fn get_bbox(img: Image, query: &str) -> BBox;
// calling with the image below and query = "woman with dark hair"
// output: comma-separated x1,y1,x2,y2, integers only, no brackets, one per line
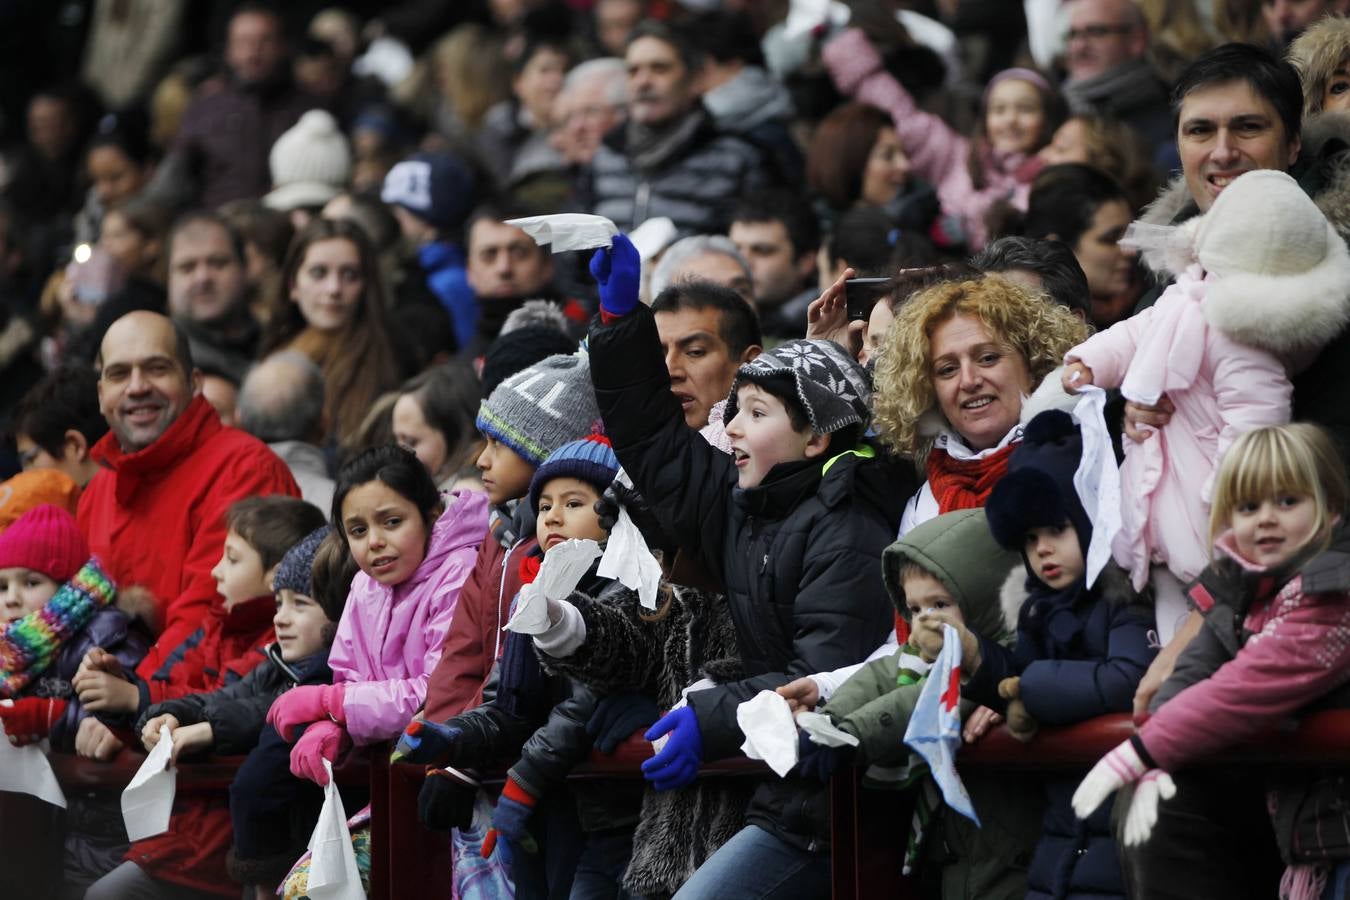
262,218,403,450
1010,163,1137,328
393,362,484,492
75,116,158,245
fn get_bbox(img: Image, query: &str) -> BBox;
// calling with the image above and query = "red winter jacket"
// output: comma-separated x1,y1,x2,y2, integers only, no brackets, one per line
79,395,299,664
422,533,537,720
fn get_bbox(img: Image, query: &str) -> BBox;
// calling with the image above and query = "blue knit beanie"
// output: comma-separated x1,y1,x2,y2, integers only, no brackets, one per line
527,434,620,515
273,527,330,598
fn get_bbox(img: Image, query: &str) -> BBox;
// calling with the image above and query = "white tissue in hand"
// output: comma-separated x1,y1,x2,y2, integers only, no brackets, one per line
505,214,618,253
736,690,799,777
0,707,66,808
504,539,601,634
628,217,678,261
122,724,176,841
597,506,663,610
797,711,860,748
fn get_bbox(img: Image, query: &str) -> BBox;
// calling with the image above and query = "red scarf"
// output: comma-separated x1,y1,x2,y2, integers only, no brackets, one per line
925,444,1017,515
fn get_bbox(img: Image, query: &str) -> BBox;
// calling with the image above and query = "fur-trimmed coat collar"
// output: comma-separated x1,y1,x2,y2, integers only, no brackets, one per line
998,562,1145,634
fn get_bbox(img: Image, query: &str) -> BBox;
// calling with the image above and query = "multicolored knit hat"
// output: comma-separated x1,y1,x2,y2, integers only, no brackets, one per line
527,433,620,515
476,353,600,466
0,505,89,583
0,557,115,698
723,339,872,434
273,527,330,599
0,470,80,533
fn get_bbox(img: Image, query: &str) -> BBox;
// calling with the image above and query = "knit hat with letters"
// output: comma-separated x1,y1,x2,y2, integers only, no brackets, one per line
476,353,601,466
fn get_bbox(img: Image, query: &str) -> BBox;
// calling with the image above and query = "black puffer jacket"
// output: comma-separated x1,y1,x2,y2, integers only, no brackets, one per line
589,305,909,851
137,644,332,754
590,105,769,236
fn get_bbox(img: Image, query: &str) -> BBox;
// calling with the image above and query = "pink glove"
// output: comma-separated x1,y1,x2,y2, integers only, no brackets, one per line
289,719,352,785
268,683,346,742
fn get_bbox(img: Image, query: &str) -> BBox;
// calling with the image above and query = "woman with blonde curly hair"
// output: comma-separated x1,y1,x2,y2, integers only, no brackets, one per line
871,275,1087,535
1288,16,1350,116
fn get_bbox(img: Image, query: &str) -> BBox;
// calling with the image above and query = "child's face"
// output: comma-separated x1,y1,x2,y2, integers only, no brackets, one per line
985,78,1045,155
211,529,272,609
476,436,536,506
724,384,824,489
902,571,964,625
1230,491,1318,569
0,567,60,623
273,589,332,662
1025,523,1085,589
536,477,607,551
394,394,450,480
340,480,433,586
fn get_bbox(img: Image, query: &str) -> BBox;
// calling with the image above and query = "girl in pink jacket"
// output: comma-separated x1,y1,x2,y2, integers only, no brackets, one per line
822,26,1063,249
1071,423,1350,900
1064,169,1350,642
267,444,489,784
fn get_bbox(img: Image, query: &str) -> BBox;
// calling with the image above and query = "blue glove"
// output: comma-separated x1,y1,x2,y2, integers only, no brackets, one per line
589,233,641,317
641,705,703,791
393,718,463,765
481,777,539,864
794,731,850,782
587,692,661,754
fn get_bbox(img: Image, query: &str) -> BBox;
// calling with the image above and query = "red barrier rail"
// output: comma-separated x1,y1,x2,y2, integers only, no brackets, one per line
37,710,1350,899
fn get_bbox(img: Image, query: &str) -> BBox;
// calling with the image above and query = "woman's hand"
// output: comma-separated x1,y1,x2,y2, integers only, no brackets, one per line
1061,361,1094,393
141,714,179,751
806,267,866,359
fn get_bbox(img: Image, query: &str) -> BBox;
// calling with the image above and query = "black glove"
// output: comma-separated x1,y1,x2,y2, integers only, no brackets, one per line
418,768,478,832
794,731,852,782
594,482,671,554
587,692,661,754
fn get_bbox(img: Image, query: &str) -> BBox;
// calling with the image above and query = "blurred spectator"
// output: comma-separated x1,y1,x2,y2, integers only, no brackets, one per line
817,205,912,291
12,365,109,489
1038,114,1159,212
261,217,402,449
649,235,755,307
1137,0,1216,83
166,211,259,389
1263,0,1350,48
1289,15,1350,116
590,21,770,234
695,10,804,186
593,0,644,57
1213,0,1272,44
729,191,821,337
405,24,510,146
1061,0,1174,168
971,235,1093,320
80,0,186,113
237,350,335,512
262,109,353,230
552,57,627,168
5,85,90,237
74,114,159,247
477,34,571,191
158,4,319,209
218,199,295,328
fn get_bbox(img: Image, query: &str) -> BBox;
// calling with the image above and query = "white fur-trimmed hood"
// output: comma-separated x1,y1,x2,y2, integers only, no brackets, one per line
999,566,1030,634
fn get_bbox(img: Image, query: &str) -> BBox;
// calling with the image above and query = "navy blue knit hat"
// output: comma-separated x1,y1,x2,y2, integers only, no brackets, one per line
985,410,1091,560
380,151,475,231
273,527,330,598
528,434,620,515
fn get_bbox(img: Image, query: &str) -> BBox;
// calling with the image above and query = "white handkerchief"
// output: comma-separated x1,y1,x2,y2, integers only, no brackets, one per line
597,506,663,610
1072,386,1122,588
784,0,831,38
121,724,176,841
736,690,799,777
0,709,66,808
306,760,364,900
506,214,618,253
505,539,602,633
797,711,860,748
628,217,678,261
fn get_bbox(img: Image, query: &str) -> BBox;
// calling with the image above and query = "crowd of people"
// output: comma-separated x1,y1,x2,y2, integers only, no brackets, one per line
7,1,1350,899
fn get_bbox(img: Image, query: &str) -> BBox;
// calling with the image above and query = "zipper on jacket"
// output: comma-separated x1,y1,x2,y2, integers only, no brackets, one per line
495,539,526,662
634,181,652,224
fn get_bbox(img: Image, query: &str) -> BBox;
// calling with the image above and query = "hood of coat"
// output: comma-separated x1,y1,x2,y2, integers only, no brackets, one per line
703,66,795,133
403,489,491,592
998,560,1141,633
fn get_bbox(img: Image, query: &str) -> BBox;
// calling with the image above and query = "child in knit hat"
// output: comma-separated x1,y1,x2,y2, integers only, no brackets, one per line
135,527,355,900
0,504,146,748
916,409,1155,900
381,150,478,349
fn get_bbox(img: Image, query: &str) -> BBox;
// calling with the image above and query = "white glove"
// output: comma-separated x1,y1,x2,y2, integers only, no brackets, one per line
504,539,602,634
1122,769,1176,846
1071,739,1149,820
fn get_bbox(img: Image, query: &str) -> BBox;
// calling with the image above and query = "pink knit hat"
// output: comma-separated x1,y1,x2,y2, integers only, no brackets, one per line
0,504,89,583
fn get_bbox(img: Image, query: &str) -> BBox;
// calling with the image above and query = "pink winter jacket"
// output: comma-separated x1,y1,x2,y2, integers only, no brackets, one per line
822,28,1040,249
1138,535,1350,771
331,489,489,744
1066,267,1290,589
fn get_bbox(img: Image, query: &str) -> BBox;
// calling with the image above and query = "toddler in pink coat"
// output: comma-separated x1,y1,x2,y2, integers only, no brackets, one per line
1063,169,1350,641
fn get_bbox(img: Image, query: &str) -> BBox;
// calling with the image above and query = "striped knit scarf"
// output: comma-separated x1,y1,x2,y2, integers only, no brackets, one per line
0,558,116,698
